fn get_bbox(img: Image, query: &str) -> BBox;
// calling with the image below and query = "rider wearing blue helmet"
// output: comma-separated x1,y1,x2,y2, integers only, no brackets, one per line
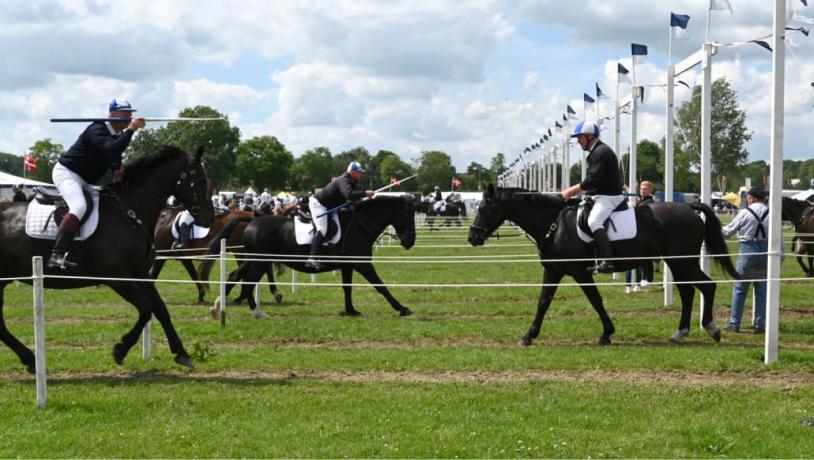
560,121,624,273
306,161,374,269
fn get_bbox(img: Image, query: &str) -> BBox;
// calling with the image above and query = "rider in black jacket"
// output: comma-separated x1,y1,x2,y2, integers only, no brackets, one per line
305,162,374,269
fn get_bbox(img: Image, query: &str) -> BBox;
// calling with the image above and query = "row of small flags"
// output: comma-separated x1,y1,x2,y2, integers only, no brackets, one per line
503,0,809,181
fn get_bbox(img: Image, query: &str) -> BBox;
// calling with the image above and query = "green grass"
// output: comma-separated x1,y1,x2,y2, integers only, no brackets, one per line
1,221,813,458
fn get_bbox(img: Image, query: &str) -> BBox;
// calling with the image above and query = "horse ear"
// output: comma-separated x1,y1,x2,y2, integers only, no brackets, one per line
195,146,204,162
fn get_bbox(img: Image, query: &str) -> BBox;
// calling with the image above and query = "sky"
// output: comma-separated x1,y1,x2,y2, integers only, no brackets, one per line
1,0,813,173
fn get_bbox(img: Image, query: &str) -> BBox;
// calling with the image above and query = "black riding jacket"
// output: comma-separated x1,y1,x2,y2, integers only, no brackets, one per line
313,173,366,209
579,140,623,196
59,122,134,183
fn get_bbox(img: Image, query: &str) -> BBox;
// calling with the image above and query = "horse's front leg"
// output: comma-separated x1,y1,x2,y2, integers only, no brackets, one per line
521,268,564,347
794,237,810,275
108,281,160,366
178,258,206,303
340,266,361,316
571,270,615,345
354,263,412,316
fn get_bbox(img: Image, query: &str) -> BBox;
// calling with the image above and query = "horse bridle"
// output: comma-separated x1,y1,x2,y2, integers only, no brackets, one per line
176,164,204,220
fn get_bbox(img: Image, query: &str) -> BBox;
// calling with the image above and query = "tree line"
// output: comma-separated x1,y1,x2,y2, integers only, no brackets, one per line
2,78,811,194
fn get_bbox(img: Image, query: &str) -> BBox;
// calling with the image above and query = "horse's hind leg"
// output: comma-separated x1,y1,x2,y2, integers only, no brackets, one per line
354,264,412,316
0,282,36,373
179,259,206,303
108,281,155,366
694,269,721,342
266,264,283,304
520,269,564,347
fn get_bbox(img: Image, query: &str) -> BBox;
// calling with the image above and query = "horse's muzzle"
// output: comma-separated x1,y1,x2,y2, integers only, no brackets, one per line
468,225,488,247
400,231,416,250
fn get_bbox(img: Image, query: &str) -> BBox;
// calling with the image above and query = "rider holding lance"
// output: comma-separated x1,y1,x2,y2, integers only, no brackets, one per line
48,98,145,269
559,121,624,274
305,161,374,269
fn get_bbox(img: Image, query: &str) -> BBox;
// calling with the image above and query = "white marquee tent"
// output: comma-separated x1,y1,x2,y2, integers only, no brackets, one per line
0,170,53,201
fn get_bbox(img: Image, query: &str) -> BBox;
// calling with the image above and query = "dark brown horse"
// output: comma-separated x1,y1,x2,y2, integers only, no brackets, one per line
781,196,814,276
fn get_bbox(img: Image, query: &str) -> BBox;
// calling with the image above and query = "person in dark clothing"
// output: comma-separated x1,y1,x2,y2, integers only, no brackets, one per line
12,185,27,202
625,180,656,293
305,161,374,269
560,121,624,273
48,98,145,269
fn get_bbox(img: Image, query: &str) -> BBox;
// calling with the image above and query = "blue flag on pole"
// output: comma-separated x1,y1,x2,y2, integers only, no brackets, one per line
631,43,648,65
618,63,631,84
596,83,606,99
670,13,691,40
567,105,578,120
584,93,595,104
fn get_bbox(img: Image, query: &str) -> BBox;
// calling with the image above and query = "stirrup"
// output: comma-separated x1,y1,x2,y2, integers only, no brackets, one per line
588,260,615,274
304,258,323,269
47,252,78,270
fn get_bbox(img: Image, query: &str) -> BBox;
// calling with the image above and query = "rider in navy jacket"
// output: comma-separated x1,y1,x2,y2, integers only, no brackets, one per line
48,98,145,270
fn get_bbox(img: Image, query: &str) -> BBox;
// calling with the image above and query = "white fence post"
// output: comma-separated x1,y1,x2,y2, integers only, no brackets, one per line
292,271,298,293
32,256,47,409
219,238,227,327
142,319,152,360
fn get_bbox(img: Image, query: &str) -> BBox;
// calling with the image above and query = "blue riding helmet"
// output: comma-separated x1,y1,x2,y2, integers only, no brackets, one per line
347,161,366,173
570,121,600,138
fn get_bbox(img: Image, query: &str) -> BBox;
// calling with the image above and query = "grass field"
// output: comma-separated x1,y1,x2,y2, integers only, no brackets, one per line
1,216,813,458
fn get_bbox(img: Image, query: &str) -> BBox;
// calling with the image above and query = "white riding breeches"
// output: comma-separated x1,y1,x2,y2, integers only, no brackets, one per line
52,162,92,220
178,210,195,226
587,194,625,232
309,197,329,237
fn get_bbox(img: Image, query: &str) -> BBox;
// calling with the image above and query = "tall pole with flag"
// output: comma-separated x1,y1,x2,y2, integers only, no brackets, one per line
630,44,648,205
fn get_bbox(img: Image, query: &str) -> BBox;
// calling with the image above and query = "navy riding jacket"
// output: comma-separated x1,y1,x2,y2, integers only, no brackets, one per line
313,173,366,209
579,140,624,196
59,122,134,183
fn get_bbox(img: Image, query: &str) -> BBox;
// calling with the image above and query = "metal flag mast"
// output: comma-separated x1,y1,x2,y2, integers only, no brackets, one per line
50,117,227,123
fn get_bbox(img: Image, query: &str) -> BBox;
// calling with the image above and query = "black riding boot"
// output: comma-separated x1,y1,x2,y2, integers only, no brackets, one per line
305,232,326,270
589,228,616,274
173,223,191,249
47,229,79,270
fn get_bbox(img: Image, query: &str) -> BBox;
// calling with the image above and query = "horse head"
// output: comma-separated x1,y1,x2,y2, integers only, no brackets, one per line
469,183,505,246
172,146,215,228
392,194,416,249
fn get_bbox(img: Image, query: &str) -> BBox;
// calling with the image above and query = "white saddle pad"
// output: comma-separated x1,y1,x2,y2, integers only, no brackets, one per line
25,191,100,241
433,201,446,213
171,211,211,240
294,213,341,246
576,207,638,243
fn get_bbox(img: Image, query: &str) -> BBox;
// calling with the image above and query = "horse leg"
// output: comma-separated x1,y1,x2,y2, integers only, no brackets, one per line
666,262,698,343
211,262,251,318
520,269,564,347
806,243,814,277
179,259,206,304
241,262,271,319
0,282,36,373
141,282,193,366
795,238,809,275
150,259,165,279
340,267,361,316
571,271,616,345
354,263,412,316
266,264,283,304
107,281,156,366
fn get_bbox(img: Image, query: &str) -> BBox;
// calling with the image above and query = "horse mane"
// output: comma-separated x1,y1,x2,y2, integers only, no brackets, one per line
357,195,412,209
495,187,562,208
121,145,187,182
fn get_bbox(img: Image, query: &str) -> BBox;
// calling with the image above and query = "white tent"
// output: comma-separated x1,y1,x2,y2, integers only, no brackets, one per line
790,189,814,202
0,170,53,201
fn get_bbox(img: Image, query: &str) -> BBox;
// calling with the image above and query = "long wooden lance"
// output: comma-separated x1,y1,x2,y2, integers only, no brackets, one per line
49,117,227,123
315,174,418,218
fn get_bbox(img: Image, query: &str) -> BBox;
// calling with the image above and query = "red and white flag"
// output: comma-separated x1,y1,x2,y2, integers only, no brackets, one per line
451,177,461,188
23,155,37,174
390,176,400,188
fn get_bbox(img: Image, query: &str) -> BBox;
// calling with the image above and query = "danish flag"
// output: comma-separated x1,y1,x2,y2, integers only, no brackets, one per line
451,177,461,188
24,155,37,173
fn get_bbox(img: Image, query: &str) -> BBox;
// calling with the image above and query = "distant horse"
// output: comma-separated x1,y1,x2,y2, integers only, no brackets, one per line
0,146,214,372
781,196,814,276
416,200,467,230
468,185,740,346
199,195,417,318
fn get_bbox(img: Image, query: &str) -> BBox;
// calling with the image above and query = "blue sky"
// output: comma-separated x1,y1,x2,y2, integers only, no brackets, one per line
1,0,812,174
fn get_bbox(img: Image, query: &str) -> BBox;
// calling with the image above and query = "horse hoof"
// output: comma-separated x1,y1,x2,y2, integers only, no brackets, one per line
669,328,690,344
703,322,722,343
598,336,611,346
399,308,413,317
341,310,362,317
251,309,271,320
112,343,127,365
26,362,36,375
519,336,533,347
175,355,194,368
274,293,283,304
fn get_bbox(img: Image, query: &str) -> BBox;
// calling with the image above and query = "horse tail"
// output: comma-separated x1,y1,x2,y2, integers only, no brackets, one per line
690,202,741,279
198,216,254,281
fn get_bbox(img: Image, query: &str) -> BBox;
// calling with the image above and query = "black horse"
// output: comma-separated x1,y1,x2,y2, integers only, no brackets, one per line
199,195,417,318
0,146,214,372
416,200,467,230
781,196,814,276
468,185,740,346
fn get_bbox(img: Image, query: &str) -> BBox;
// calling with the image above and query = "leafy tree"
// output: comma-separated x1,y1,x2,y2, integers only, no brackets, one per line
370,150,400,189
620,139,663,189
291,147,334,192
378,155,415,191
128,106,240,189
235,136,294,192
489,153,507,180
466,161,491,191
26,139,64,183
674,78,752,187
0,152,24,176
416,150,454,194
